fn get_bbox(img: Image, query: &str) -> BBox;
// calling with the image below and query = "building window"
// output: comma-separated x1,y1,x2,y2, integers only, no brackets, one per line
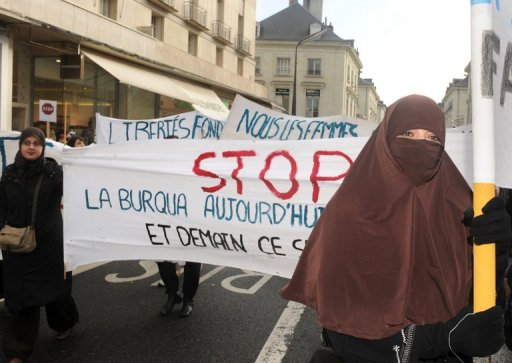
255,56,261,75
188,32,198,56
119,84,156,120
152,15,164,40
237,58,243,76
100,0,117,20
217,0,225,21
276,57,290,75
275,88,290,112
216,47,223,67
306,89,320,117
307,58,321,75
33,57,117,144
239,0,245,16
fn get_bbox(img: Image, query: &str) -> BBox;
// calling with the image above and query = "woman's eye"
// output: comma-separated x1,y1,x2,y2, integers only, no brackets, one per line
400,131,413,137
429,135,440,142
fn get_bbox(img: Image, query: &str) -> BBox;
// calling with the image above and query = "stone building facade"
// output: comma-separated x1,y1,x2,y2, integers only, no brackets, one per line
0,0,267,139
255,2,363,117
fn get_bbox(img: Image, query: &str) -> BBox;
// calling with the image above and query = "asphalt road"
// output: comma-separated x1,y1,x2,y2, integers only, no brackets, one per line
0,261,322,363
2,260,511,362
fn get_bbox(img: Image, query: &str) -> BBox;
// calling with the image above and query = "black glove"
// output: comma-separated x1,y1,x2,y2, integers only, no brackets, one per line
404,306,505,360
447,305,505,357
462,207,474,227
466,197,512,244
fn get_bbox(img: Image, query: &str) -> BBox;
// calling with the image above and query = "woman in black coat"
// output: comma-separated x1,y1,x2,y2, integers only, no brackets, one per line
0,127,78,363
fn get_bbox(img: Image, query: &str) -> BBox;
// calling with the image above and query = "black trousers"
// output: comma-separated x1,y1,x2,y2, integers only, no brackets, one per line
157,261,201,301
3,272,79,360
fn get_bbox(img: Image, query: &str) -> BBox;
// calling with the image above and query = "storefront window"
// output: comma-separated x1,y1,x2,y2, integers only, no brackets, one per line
159,96,194,117
31,54,191,143
33,57,116,144
306,89,320,117
118,84,156,120
94,66,116,118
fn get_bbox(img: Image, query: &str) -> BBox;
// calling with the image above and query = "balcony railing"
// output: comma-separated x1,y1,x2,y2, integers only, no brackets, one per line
137,25,154,37
184,2,208,29
148,0,177,12
234,35,251,56
211,21,231,44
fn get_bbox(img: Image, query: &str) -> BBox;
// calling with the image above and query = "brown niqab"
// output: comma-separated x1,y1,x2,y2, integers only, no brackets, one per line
280,95,472,339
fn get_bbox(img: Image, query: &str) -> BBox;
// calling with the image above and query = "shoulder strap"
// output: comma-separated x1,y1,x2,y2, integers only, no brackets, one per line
31,174,44,226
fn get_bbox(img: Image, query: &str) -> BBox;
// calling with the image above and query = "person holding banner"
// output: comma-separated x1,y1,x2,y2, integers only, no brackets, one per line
66,135,86,148
280,95,512,362
0,127,79,363
156,135,201,318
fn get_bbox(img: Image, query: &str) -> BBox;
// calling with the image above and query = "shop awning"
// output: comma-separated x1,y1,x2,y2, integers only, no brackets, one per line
82,49,229,120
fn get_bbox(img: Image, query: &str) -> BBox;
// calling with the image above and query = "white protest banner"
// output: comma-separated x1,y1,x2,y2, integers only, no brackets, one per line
62,133,473,278
471,0,512,188
471,0,512,312
221,95,378,140
0,131,65,171
95,112,225,144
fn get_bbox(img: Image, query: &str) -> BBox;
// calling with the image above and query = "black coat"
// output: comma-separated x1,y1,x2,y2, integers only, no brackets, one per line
0,158,66,311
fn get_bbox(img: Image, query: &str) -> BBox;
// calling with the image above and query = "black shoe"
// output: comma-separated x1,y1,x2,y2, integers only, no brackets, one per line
55,328,73,340
179,300,194,318
160,293,183,316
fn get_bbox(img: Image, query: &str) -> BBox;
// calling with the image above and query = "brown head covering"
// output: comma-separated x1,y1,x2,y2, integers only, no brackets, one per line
280,94,472,339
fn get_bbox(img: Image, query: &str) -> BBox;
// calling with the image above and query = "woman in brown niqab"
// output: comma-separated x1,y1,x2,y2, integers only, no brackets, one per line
281,95,507,362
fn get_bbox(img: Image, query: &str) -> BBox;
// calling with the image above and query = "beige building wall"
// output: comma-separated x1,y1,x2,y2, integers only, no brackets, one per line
344,57,359,117
442,78,470,128
255,3,368,117
357,87,377,122
377,101,387,123
256,39,361,117
0,0,266,117
357,79,382,123
443,89,469,128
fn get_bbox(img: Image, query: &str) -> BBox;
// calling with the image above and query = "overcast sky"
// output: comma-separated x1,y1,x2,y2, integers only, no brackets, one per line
256,0,470,106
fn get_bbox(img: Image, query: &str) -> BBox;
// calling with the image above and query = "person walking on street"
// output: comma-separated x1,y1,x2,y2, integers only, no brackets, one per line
157,134,201,318
0,127,79,363
281,95,511,362
157,261,201,317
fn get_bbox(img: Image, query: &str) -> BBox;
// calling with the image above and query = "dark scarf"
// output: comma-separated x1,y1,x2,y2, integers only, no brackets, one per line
14,127,46,179
280,95,472,339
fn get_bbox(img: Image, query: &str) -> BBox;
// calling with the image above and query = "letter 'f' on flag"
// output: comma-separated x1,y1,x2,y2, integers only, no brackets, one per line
470,0,512,312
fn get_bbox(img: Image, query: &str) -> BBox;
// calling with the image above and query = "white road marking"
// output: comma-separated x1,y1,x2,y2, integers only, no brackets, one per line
73,261,110,275
150,264,226,286
255,301,306,363
72,262,235,291
199,265,225,283
221,270,273,294
7,260,303,362
105,260,159,283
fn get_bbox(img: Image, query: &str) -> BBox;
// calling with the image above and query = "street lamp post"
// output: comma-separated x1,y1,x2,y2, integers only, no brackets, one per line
291,27,328,116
